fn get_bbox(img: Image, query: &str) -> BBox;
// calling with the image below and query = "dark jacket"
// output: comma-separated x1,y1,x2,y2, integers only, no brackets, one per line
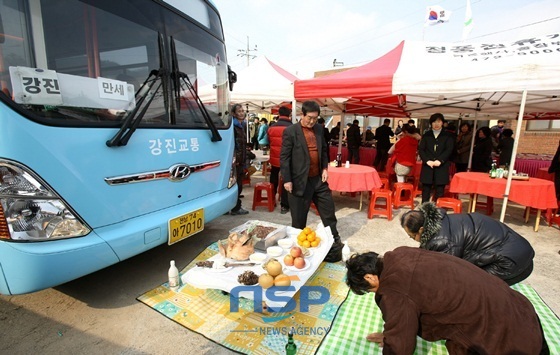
418,203,535,282
268,116,292,167
376,247,544,354
374,124,394,150
471,136,494,172
346,123,361,149
549,144,560,173
280,122,329,197
418,129,455,185
233,119,247,168
497,136,514,167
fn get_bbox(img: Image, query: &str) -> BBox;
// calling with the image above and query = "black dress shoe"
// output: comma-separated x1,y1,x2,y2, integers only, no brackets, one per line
230,208,249,215
280,207,289,214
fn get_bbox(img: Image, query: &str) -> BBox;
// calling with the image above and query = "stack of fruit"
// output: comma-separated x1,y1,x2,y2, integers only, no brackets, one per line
258,259,291,288
296,227,321,248
283,246,306,269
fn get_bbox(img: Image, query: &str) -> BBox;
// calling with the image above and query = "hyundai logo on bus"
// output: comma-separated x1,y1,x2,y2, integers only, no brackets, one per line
169,164,191,181
229,285,330,313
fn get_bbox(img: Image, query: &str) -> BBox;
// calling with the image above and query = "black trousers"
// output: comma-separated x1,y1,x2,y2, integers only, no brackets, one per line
347,147,360,164
373,148,389,172
287,175,339,238
270,166,289,208
421,184,445,203
232,167,244,211
554,172,560,200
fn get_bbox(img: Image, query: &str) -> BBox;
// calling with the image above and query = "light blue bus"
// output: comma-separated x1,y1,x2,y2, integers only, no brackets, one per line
0,0,239,294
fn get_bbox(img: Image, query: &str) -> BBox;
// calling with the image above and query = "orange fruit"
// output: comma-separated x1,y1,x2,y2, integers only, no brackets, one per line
297,233,307,242
303,227,312,235
302,240,311,248
315,236,321,244
311,240,320,247
306,231,316,242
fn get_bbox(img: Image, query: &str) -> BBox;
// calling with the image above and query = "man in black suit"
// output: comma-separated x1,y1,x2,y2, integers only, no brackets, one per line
280,101,343,262
373,118,395,172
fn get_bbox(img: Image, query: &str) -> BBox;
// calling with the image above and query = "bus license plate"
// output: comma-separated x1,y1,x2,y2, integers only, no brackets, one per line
168,208,204,245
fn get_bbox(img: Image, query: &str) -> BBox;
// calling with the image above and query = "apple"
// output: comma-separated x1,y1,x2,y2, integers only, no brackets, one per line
284,254,294,266
290,246,302,258
294,257,306,269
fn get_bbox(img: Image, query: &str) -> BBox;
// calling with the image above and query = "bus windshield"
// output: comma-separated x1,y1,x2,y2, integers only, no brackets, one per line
0,0,230,129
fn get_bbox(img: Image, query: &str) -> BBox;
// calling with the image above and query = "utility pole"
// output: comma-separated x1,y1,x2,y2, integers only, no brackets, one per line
237,36,257,66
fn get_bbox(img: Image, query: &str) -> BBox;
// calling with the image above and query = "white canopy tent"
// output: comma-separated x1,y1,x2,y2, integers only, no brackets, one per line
295,34,560,221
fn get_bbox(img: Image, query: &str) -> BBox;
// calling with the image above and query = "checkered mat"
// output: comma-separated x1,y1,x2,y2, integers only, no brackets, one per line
320,283,560,354
137,242,350,354
138,243,559,354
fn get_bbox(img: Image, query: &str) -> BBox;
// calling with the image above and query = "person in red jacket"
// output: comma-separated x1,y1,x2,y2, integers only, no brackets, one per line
268,106,293,214
388,125,418,182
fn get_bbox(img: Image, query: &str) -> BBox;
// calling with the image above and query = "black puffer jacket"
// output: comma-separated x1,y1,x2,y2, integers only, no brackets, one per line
419,203,535,281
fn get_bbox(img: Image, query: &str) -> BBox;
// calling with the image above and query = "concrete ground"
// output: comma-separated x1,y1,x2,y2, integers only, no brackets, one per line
1,151,559,354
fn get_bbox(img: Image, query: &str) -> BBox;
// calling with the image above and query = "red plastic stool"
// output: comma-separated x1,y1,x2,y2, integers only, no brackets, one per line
393,182,415,209
242,169,251,186
436,197,462,214
368,189,393,221
261,160,270,178
252,182,276,212
379,178,390,191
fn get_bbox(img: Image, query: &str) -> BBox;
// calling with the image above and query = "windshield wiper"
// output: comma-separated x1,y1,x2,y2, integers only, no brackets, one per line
170,37,222,142
106,32,167,147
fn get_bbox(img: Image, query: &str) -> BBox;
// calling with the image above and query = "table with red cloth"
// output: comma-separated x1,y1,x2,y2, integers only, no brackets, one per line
514,158,552,177
328,164,382,210
449,172,558,231
329,146,377,167
536,167,554,181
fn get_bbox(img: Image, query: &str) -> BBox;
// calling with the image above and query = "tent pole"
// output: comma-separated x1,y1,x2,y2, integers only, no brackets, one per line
291,99,296,123
337,104,346,157
499,90,528,223
467,107,479,171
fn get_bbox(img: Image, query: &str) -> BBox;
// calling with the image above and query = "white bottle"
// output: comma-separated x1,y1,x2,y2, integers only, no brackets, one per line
342,242,351,262
345,161,350,168
168,260,180,292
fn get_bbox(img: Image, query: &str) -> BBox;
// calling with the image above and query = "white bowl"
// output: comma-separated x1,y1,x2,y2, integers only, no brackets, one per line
249,252,267,263
266,246,283,257
277,238,293,249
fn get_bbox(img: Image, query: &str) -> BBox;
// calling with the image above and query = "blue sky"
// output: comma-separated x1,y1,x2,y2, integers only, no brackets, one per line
213,0,560,78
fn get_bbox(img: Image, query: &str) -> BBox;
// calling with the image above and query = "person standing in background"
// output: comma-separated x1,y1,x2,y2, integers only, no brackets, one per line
330,122,342,143
418,113,455,203
394,119,404,137
229,104,249,215
548,139,560,200
471,126,494,173
249,116,260,150
372,119,395,172
268,106,293,214
280,100,343,262
497,128,514,167
317,118,331,145
258,118,269,155
455,122,473,173
346,119,362,164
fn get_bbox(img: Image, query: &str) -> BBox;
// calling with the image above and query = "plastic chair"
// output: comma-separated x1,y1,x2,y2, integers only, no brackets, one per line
368,189,393,221
252,182,276,212
392,182,415,209
436,197,462,214
242,169,251,186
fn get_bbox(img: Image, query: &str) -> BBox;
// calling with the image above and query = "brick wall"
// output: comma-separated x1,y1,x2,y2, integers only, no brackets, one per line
510,120,560,155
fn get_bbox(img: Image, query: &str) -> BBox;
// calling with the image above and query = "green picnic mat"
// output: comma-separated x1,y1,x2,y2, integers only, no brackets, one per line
318,282,560,354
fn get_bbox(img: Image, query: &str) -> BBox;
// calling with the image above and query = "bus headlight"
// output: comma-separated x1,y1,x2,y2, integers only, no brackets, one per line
0,161,91,241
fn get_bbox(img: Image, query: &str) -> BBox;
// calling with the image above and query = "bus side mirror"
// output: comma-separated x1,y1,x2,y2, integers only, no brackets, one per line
228,65,237,91
0,13,5,43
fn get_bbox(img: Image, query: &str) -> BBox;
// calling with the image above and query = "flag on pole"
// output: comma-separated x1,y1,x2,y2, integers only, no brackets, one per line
462,0,474,41
425,5,452,26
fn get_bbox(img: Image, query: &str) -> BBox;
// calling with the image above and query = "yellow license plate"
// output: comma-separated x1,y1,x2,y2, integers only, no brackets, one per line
168,208,204,245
